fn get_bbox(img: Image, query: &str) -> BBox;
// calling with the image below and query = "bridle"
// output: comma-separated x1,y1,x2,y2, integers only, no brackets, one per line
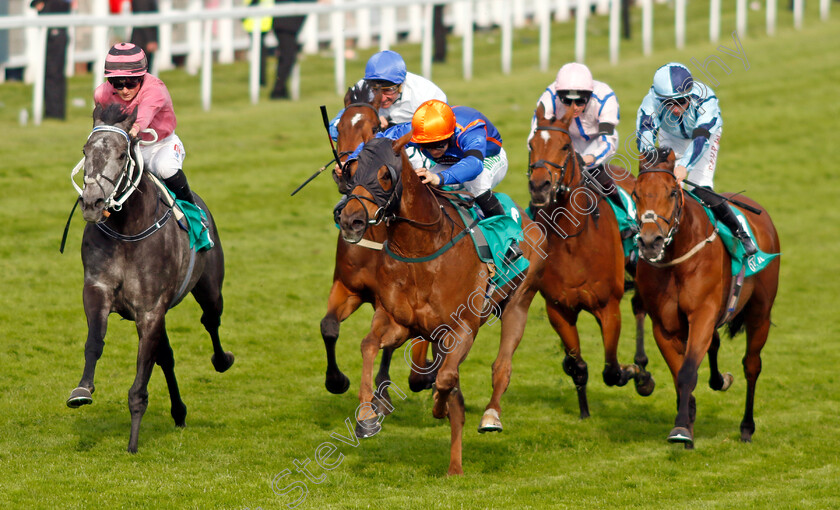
528,124,578,205
634,167,685,262
71,125,142,212
335,102,382,192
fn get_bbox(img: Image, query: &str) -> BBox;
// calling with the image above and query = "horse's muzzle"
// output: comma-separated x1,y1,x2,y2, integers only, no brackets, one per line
81,196,107,223
528,178,552,207
338,210,367,244
637,232,665,262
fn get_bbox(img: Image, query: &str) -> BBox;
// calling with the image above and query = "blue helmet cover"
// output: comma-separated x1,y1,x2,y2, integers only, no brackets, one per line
652,62,693,98
364,50,407,84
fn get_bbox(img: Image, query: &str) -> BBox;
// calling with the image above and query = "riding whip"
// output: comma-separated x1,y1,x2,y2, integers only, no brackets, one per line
684,179,762,215
289,105,343,196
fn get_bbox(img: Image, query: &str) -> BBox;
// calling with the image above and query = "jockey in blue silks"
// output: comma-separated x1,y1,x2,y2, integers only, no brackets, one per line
636,62,757,255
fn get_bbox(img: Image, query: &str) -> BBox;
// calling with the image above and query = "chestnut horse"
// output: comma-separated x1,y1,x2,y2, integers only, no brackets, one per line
498,103,654,421
322,83,433,410
634,147,780,447
338,134,540,475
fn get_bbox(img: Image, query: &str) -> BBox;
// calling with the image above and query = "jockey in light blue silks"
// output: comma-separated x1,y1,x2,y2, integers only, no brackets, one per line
636,62,757,255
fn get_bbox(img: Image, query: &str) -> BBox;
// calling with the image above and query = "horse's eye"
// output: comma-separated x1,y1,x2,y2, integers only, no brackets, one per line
670,189,679,198
562,144,570,151
382,170,391,181
118,153,126,160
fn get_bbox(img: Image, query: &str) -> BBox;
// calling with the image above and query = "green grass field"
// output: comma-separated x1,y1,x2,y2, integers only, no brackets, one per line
1,3,840,508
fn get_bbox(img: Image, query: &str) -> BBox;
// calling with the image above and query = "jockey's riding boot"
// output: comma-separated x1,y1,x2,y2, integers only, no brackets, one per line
694,186,758,257
163,169,197,207
476,190,524,265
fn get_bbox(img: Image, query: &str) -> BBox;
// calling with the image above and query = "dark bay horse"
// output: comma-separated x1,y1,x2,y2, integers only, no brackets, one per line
67,103,233,453
322,83,434,410
498,104,654,421
634,147,780,447
337,135,539,475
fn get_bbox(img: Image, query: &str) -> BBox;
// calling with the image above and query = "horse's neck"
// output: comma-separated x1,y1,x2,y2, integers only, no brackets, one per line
672,195,714,254
389,168,449,252
537,163,596,238
110,174,159,229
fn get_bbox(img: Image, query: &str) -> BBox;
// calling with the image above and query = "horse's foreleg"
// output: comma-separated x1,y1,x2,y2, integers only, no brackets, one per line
741,313,770,442
321,281,363,394
670,312,716,448
192,273,233,373
407,340,436,392
156,329,187,427
68,285,112,408
594,299,635,387
372,347,394,415
127,314,165,453
631,290,655,396
431,325,475,476
708,330,734,392
546,304,589,419
481,292,532,433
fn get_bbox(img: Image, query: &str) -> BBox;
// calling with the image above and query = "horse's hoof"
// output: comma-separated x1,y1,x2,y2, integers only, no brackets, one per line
720,372,734,392
667,426,694,446
66,387,93,408
478,409,503,433
635,372,656,397
171,404,187,427
354,417,381,439
211,352,235,373
372,391,393,416
325,372,351,394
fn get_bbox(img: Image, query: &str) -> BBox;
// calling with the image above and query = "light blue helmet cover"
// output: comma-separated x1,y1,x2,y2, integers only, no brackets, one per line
652,62,693,98
364,50,407,84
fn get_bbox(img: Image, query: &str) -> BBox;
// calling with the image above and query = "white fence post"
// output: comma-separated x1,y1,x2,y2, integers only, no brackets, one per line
380,5,396,51
462,0,473,80
501,0,512,74
331,0,345,95
609,0,619,65
555,0,570,22
157,0,174,71
596,0,609,16
218,0,235,64
737,0,747,37
24,6,39,84
766,0,776,35
422,2,433,79
820,0,830,20
512,0,526,28
675,0,685,49
408,4,423,43
301,13,318,54
793,0,803,29
538,0,550,72
201,20,212,111
357,6,372,49
710,0,720,42
33,27,47,125
642,0,653,56
92,0,109,87
575,0,587,62
249,24,260,104
186,0,202,75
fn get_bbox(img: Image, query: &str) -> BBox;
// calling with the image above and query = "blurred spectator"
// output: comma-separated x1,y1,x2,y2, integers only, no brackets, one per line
31,0,72,120
243,0,273,86
432,3,446,63
130,0,159,72
270,0,314,99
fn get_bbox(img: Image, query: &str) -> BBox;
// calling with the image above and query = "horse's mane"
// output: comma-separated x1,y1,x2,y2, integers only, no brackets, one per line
347,81,376,105
97,103,132,126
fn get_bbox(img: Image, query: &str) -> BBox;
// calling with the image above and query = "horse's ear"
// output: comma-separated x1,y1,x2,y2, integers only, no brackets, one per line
535,102,546,120
343,86,353,107
92,103,104,126
371,88,382,110
559,103,575,126
392,130,413,155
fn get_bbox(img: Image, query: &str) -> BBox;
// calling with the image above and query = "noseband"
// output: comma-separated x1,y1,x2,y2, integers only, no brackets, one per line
72,125,142,212
635,167,685,261
528,125,578,204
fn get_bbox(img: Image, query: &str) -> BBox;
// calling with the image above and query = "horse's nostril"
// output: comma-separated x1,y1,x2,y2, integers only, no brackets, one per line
94,198,105,208
352,219,365,231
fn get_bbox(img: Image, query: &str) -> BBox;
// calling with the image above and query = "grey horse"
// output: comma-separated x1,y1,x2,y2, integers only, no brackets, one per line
67,103,233,453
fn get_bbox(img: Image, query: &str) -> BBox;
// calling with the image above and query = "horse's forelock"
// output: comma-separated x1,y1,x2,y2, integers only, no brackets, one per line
97,103,131,126
349,81,375,105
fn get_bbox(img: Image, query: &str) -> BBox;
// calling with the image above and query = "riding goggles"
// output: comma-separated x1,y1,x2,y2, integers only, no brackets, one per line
108,77,144,90
419,138,450,150
559,91,591,106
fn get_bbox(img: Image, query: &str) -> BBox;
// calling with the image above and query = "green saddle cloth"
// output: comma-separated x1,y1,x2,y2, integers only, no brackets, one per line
455,192,529,287
686,191,779,277
164,189,214,252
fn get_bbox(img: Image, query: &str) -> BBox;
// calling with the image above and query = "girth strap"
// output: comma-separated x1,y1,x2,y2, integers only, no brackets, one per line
169,247,197,309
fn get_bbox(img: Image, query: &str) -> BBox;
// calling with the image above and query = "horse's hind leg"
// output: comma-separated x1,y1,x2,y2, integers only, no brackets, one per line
321,282,363,394
68,285,112,408
708,330,734,392
156,330,187,427
593,299,636,387
372,347,395,415
631,290,655,396
546,304,590,419
740,314,771,442
192,270,234,373
127,314,164,453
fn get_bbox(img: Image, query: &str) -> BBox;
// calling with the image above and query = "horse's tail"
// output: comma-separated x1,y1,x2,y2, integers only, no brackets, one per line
725,310,747,339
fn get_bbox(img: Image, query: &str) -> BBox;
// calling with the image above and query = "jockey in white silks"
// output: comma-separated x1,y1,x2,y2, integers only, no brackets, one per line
635,62,756,255
329,50,446,169
526,62,629,216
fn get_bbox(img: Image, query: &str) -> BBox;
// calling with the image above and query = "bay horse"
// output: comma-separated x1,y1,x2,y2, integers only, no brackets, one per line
322,83,435,411
493,103,654,421
634,147,780,447
337,134,540,475
67,103,234,453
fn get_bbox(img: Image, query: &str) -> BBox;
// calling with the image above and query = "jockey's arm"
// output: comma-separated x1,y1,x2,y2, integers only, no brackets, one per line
676,95,721,172
437,129,486,185
635,93,660,153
